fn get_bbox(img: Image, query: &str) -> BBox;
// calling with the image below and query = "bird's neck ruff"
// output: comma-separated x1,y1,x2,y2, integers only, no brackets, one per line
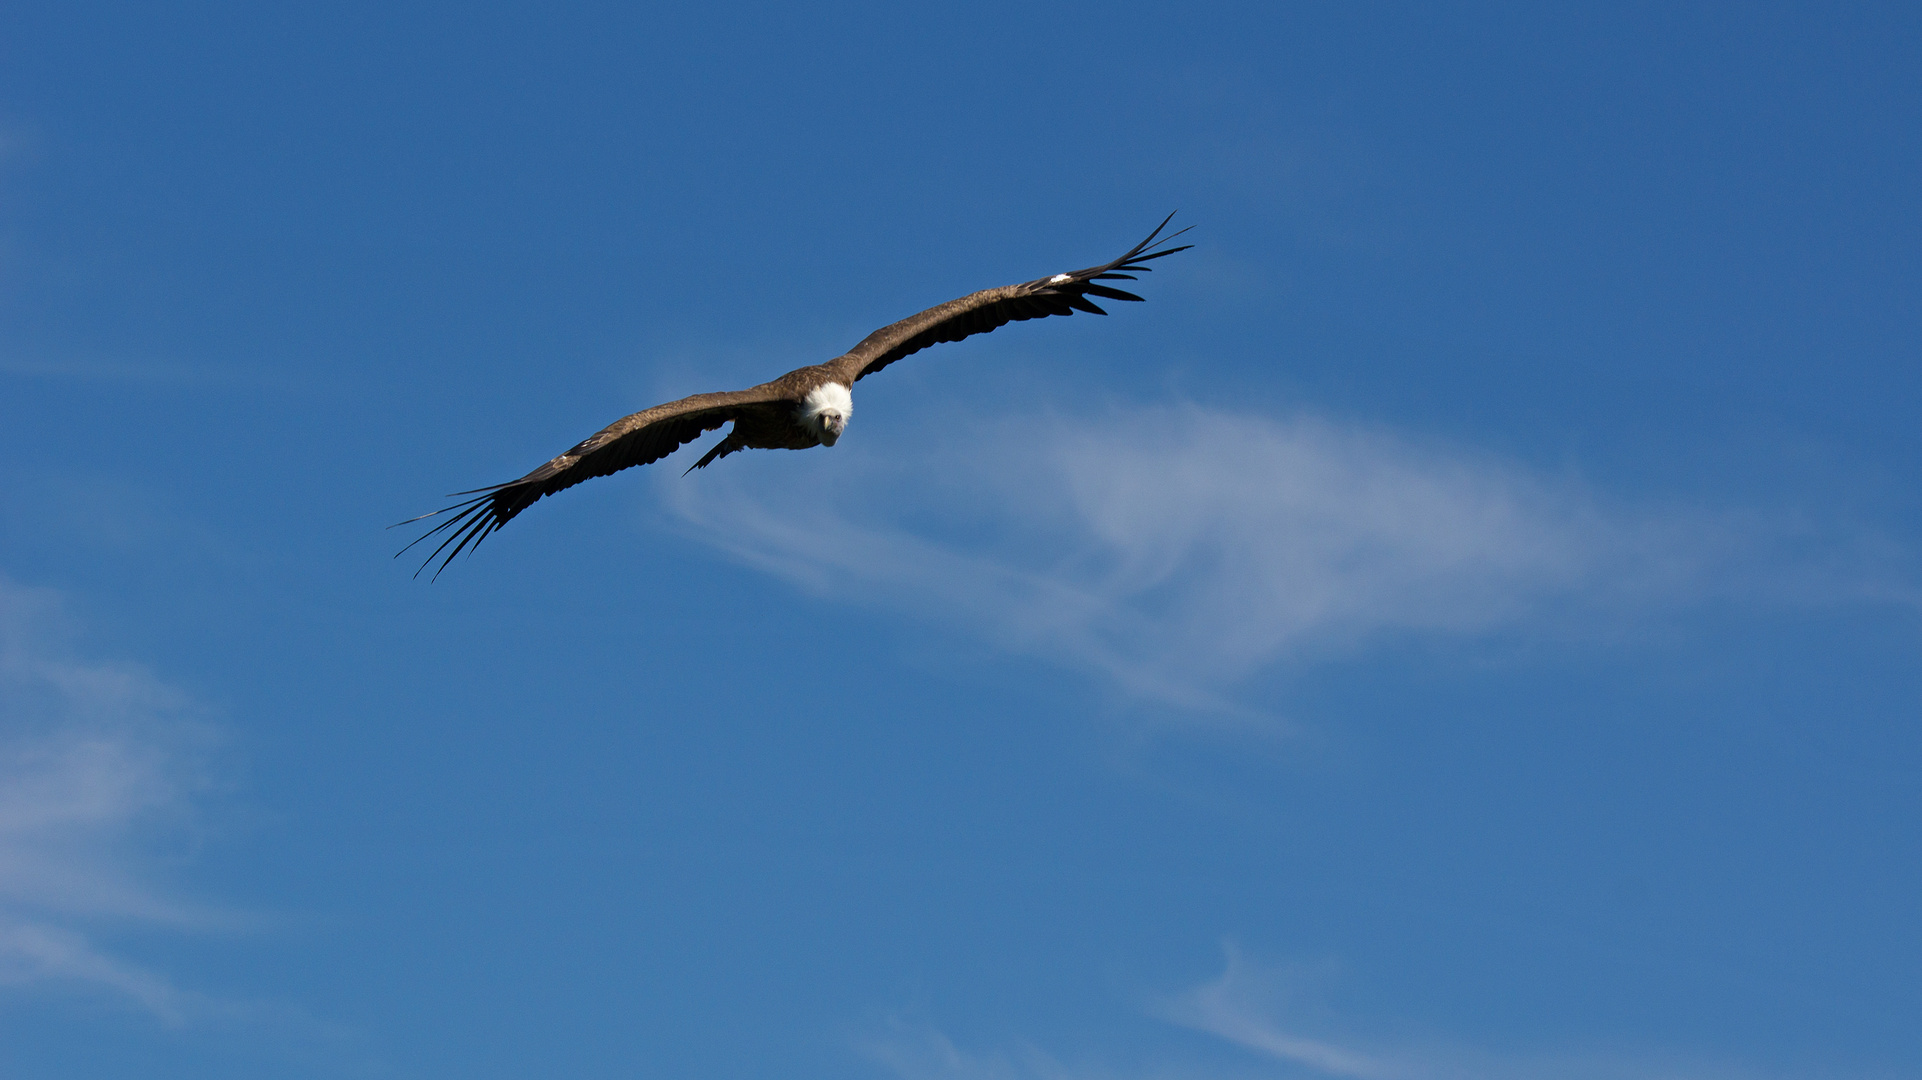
797,381,853,444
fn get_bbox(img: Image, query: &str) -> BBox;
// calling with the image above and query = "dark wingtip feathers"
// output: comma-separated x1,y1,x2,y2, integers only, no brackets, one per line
1035,213,1192,300
392,489,508,580
1124,212,1194,263
1082,283,1145,303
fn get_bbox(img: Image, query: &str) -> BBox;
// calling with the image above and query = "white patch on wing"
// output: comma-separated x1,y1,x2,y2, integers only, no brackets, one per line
1048,274,1073,284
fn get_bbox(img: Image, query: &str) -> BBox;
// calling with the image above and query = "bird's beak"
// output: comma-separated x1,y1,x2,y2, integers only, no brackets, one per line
817,413,845,445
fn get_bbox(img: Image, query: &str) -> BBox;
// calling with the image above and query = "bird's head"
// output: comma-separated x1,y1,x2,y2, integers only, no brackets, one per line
799,382,854,447
816,409,847,445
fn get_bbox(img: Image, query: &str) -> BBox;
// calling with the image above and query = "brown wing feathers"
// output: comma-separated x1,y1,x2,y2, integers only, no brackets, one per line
829,212,1192,383
397,215,1190,578
393,396,751,578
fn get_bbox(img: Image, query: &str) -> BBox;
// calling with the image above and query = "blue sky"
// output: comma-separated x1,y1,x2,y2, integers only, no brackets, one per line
2,2,1919,1077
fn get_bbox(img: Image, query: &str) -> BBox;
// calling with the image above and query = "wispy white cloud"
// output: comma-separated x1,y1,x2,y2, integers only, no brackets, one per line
858,1022,1100,1080
859,948,1760,1080
1160,953,1406,1080
662,403,1909,708
0,575,226,1020
1155,946,1757,1080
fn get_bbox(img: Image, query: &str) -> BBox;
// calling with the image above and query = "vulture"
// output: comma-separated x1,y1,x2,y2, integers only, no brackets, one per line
397,215,1192,577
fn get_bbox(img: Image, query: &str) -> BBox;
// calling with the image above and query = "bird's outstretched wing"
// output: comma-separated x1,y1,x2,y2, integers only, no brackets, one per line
824,213,1192,385
393,386,781,578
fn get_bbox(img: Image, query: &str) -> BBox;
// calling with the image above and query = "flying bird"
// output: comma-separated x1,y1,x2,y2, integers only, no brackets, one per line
396,214,1193,577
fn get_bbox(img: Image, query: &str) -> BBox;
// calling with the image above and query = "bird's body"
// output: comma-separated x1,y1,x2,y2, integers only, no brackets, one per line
398,216,1191,576
683,368,854,470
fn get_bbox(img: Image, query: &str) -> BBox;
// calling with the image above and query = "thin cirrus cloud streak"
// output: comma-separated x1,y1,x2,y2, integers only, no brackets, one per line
1157,947,1762,1080
0,575,225,1021
855,1024,1088,1080
860,949,1759,1080
659,402,1881,708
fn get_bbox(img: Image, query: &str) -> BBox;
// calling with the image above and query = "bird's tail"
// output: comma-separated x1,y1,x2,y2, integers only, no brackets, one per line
684,435,743,475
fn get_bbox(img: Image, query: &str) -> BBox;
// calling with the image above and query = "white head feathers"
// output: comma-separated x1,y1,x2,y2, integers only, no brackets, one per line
798,381,853,445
